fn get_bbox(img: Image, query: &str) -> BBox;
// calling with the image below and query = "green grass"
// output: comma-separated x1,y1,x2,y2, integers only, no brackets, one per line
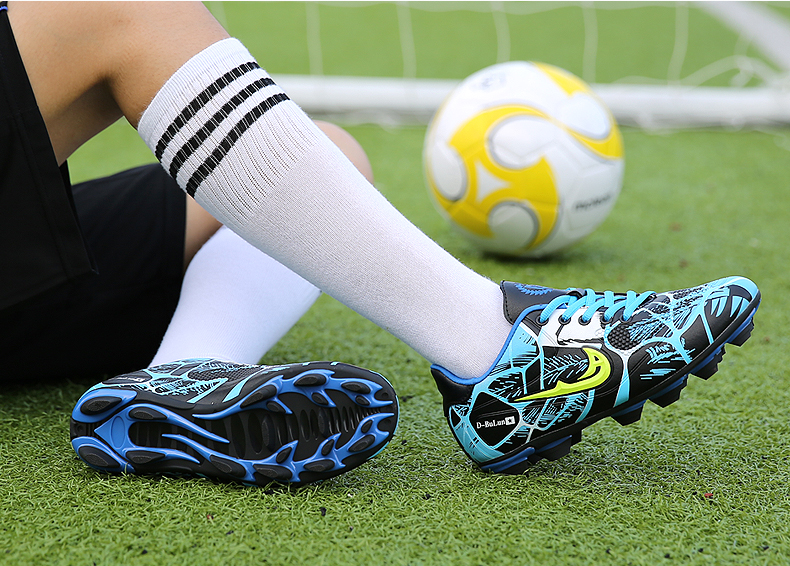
3,2,790,565
6,123,790,566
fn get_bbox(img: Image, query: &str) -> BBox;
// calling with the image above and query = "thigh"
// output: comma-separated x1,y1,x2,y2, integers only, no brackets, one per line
0,164,186,381
7,1,228,164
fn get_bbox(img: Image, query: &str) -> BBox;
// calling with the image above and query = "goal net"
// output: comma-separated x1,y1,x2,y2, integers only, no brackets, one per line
207,1,790,129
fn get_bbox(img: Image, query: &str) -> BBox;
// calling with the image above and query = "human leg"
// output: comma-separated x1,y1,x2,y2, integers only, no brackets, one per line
7,3,398,484
180,121,371,269
8,2,759,478
135,37,511,380
152,223,322,366
152,121,373,366
9,1,508,379
128,36,760,474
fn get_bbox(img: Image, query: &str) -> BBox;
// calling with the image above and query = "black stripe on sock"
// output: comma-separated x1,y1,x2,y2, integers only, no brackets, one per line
168,77,277,179
154,61,260,161
184,92,290,196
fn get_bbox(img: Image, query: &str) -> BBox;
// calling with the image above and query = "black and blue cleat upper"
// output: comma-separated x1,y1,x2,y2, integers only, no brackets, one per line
432,276,760,474
71,359,399,486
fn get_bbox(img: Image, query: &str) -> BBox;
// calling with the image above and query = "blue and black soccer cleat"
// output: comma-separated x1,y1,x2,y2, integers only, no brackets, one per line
71,359,398,485
431,276,760,474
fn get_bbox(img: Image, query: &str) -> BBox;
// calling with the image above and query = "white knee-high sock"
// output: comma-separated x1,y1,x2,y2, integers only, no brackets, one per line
150,226,320,366
138,38,511,379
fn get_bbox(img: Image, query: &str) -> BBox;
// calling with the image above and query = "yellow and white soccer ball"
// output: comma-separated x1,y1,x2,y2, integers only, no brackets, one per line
423,61,624,257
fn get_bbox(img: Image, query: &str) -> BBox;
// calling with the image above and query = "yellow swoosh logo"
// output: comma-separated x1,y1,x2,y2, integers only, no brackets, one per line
515,347,611,401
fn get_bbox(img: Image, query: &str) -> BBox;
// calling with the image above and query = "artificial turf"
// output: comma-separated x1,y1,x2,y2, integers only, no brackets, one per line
2,3,790,565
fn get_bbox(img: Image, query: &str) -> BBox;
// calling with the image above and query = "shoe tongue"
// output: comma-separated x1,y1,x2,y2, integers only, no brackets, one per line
500,281,576,324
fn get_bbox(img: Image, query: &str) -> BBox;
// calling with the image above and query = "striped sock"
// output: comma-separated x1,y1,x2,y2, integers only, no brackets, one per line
137,38,511,379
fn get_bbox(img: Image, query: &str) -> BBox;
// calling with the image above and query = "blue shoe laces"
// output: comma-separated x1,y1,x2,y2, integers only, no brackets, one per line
538,289,655,325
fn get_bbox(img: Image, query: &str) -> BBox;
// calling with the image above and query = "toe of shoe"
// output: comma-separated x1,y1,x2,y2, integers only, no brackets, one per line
714,276,760,303
689,276,760,348
705,276,760,323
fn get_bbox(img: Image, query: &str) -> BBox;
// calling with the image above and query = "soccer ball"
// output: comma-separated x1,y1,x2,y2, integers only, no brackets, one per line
423,61,624,257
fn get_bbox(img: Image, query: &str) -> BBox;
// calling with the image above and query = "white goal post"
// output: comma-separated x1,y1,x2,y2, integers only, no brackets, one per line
274,74,790,129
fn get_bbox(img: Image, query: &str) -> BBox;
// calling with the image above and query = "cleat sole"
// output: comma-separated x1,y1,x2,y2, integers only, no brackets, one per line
129,407,166,420
254,464,293,482
210,455,246,478
349,434,376,453
275,446,292,464
304,460,335,473
342,381,371,394
127,450,167,465
71,361,399,486
294,373,327,387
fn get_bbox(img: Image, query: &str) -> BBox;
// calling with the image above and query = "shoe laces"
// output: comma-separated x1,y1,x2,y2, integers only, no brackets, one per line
538,289,655,325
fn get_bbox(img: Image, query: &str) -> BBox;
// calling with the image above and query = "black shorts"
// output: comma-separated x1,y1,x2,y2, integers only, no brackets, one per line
0,165,187,381
0,2,95,310
0,4,186,381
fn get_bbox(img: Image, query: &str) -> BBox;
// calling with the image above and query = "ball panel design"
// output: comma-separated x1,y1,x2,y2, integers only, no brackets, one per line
487,115,561,170
426,141,467,201
557,93,611,140
424,61,623,257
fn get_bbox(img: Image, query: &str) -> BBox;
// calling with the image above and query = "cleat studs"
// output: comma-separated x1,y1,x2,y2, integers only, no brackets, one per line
210,455,247,477
354,395,370,407
78,445,118,469
651,380,687,408
321,439,335,456
295,373,327,387
253,464,292,482
729,321,754,347
349,435,376,453
651,389,682,407
374,389,392,402
693,363,719,380
341,381,371,394
266,400,286,414
70,422,86,439
276,446,292,464
612,404,644,426
311,392,329,406
304,460,335,473
360,420,372,433
692,349,724,380
537,436,575,461
81,396,122,416
129,407,166,421
241,385,277,408
127,450,166,465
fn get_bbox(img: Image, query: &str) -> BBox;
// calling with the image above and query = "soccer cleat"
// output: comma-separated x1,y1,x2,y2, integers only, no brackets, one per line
70,359,398,486
431,276,760,474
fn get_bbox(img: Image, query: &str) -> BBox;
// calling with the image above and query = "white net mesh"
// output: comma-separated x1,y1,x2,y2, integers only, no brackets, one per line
208,1,790,128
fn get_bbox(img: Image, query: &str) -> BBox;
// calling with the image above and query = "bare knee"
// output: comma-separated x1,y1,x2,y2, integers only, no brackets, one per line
8,1,228,164
184,198,222,269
